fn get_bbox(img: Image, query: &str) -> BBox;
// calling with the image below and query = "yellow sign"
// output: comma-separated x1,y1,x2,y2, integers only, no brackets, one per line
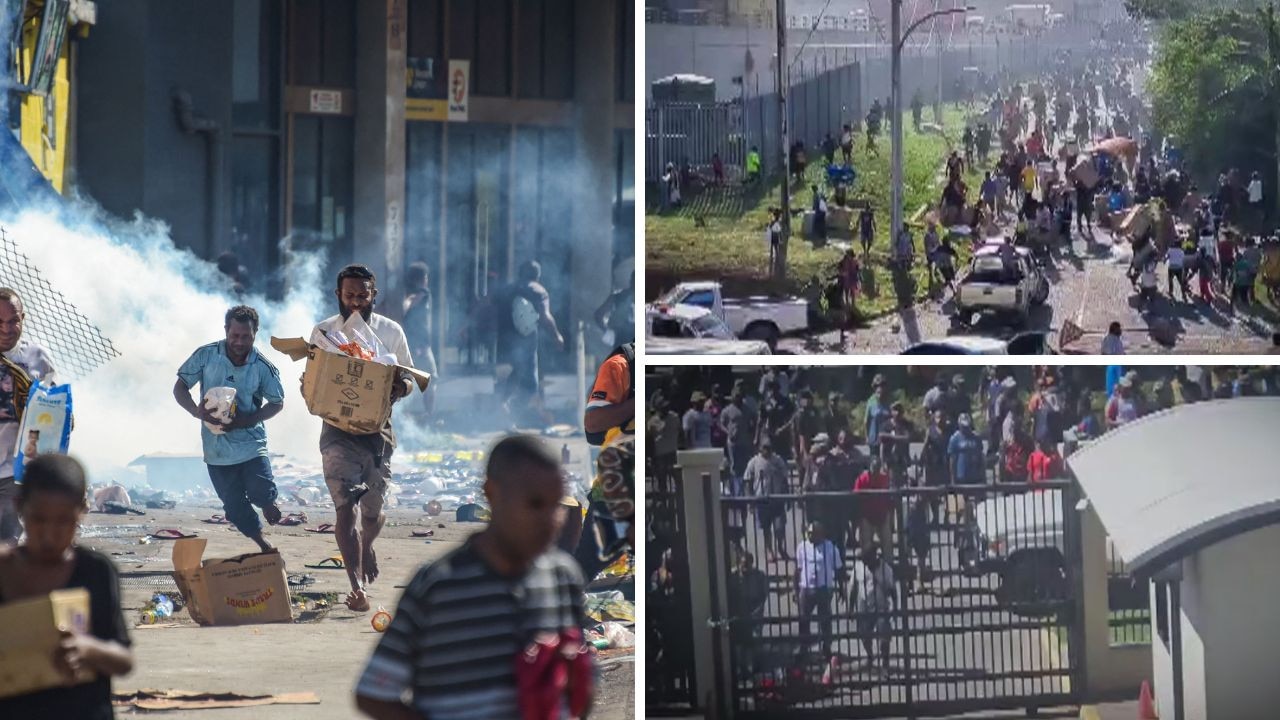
406,99,447,122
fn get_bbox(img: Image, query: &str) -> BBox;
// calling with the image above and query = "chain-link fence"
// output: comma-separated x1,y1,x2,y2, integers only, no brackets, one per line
0,226,120,380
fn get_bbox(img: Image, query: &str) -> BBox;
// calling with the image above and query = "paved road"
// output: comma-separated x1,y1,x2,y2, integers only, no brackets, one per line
779,73,1278,355
782,225,1277,354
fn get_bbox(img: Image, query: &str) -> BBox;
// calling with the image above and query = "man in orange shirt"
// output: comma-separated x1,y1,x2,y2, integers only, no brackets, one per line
575,344,635,582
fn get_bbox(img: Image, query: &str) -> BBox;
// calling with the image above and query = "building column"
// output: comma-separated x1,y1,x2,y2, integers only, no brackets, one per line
570,0,618,351
353,0,407,296
678,449,731,715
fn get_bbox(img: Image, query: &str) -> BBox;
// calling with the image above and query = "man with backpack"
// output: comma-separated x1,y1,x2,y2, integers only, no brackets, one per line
578,343,635,583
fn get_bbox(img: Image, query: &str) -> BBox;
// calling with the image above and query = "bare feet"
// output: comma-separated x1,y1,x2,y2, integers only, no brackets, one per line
362,546,378,586
345,588,371,612
262,504,282,526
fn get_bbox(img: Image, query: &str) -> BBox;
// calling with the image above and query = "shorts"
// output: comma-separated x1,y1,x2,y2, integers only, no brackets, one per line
321,436,392,516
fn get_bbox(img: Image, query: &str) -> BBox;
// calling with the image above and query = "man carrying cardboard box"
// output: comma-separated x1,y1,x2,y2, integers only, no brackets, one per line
311,265,416,613
174,306,286,553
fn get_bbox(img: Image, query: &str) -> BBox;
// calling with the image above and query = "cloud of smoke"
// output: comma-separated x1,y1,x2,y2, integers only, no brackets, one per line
1,202,328,479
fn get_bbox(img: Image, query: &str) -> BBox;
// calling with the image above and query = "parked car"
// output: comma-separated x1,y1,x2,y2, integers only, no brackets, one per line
645,304,772,355
958,487,1125,615
954,241,1049,327
649,281,808,351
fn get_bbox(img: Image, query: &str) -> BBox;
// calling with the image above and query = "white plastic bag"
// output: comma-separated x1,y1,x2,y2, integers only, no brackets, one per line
203,387,237,435
13,381,73,481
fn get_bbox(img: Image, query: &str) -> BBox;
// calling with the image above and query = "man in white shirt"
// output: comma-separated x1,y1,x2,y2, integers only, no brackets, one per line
310,265,416,612
0,289,57,542
851,545,897,673
794,521,843,656
1248,171,1264,229
1165,244,1187,301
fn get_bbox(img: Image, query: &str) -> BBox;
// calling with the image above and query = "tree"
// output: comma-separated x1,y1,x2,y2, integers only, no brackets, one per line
1148,3,1280,219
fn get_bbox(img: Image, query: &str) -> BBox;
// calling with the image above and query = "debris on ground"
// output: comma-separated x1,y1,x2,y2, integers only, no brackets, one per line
112,689,320,710
585,591,635,624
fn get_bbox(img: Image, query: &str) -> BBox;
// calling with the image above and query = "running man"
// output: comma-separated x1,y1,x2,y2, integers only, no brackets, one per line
312,264,418,612
174,305,285,552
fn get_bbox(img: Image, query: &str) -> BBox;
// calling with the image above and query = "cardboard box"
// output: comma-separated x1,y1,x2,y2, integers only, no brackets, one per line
1119,206,1151,237
271,337,431,435
1070,156,1100,190
171,538,293,626
0,588,94,699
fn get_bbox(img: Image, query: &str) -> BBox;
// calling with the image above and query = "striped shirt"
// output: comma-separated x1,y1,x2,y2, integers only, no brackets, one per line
356,539,589,720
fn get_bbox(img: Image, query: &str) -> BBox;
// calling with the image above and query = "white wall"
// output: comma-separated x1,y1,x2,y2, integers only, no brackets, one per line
1153,523,1280,720
1199,523,1280,720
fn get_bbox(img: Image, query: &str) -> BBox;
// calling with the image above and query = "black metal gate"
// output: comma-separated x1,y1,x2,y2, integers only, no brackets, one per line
716,462,1083,718
647,460,699,714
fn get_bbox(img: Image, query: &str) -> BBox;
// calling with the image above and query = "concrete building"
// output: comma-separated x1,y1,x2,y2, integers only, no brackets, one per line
56,0,632,377
1068,399,1280,720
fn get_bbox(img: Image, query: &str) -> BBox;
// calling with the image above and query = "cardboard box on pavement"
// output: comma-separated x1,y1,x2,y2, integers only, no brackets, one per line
171,538,293,627
0,588,94,699
271,337,431,435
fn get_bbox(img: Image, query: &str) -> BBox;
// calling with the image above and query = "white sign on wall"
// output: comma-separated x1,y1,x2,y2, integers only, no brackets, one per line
447,60,469,122
309,89,342,114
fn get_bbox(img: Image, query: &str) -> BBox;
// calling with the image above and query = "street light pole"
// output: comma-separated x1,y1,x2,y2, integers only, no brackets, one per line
774,0,790,282
890,2,974,262
890,0,903,252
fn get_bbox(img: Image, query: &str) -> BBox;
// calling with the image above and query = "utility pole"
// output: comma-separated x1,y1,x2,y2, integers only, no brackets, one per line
774,0,790,282
890,0,904,256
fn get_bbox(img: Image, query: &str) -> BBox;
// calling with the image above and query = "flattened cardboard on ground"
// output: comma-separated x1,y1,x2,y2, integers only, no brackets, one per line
270,337,431,435
0,588,94,699
113,689,320,709
170,538,293,626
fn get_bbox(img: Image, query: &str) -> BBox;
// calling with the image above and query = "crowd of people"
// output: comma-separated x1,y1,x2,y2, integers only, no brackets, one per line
647,364,1280,672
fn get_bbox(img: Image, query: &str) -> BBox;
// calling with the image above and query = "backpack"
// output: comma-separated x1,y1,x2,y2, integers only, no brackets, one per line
585,343,634,446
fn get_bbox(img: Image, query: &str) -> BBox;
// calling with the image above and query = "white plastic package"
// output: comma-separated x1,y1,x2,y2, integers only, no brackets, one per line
13,380,74,481
203,387,237,435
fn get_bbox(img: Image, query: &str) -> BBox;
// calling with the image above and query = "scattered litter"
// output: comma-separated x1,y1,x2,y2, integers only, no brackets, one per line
585,593,634,623
424,500,442,516
133,623,182,630
276,512,308,527
455,503,490,522
602,622,635,648
287,574,317,587
150,527,197,540
304,523,335,534
411,530,434,538
103,501,146,516
111,689,320,710
304,555,345,570
371,606,392,632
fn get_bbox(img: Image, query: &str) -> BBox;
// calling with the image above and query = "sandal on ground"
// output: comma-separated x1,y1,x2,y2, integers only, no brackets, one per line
149,529,197,540
304,555,345,570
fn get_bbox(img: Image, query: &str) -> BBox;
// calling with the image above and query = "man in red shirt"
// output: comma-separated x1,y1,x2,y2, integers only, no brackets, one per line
855,457,893,560
1026,439,1063,486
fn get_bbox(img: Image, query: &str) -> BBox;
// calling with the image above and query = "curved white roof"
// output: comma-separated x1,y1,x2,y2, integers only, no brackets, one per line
1066,398,1280,575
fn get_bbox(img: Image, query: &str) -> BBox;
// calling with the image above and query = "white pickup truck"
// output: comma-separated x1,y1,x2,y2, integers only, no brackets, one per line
648,281,808,351
644,304,772,355
960,487,1130,616
954,241,1049,327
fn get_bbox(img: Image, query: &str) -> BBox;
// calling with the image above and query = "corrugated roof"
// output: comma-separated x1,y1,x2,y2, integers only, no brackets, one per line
1066,398,1280,576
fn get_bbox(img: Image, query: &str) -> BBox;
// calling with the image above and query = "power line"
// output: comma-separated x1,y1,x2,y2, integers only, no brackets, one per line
790,0,837,73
